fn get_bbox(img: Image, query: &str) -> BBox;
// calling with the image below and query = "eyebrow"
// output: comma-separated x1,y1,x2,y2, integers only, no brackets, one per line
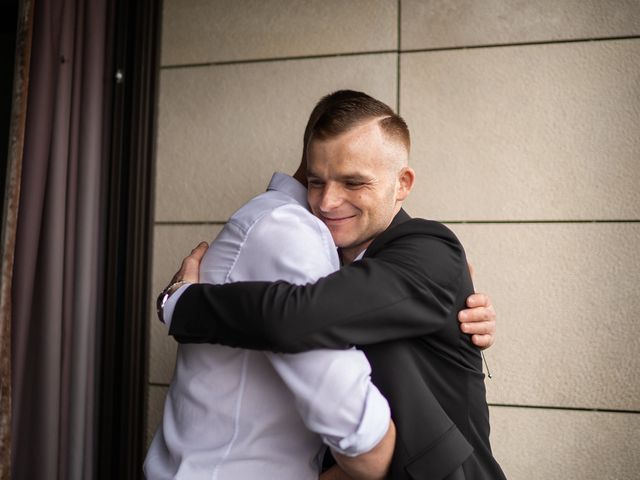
307,171,372,183
339,174,371,182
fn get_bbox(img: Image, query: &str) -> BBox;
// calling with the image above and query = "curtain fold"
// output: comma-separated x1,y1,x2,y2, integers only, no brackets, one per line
11,0,110,477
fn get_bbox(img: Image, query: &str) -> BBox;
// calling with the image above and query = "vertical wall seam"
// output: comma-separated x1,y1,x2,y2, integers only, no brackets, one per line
396,0,401,113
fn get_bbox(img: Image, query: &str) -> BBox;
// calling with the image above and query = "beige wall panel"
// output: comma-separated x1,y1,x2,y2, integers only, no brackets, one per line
446,223,640,410
146,385,169,448
162,0,397,66
402,0,640,50
156,54,397,222
149,224,223,384
489,406,640,479
401,40,640,221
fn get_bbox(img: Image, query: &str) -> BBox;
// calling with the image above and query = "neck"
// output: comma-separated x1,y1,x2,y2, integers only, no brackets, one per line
339,245,368,265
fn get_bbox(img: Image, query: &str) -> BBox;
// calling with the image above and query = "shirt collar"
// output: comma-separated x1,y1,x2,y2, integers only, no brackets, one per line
267,172,309,209
353,250,366,262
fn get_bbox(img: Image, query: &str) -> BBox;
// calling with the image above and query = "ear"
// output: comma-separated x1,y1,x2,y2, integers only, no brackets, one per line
396,167,415,201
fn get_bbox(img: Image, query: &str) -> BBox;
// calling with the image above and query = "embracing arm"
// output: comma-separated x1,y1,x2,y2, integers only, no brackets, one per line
170,220,472,352
320,420,396,480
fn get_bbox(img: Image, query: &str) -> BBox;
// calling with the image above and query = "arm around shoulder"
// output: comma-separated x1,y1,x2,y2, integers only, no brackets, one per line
171,220,470,352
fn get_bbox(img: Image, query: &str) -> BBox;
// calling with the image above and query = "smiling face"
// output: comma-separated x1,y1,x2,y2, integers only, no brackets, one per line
306,118,414,263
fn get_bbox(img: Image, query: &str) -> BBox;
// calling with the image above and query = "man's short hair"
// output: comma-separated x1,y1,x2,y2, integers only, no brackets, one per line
303,90,410,154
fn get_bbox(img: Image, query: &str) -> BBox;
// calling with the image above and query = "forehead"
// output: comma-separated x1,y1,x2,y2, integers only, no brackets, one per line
307,120,396,174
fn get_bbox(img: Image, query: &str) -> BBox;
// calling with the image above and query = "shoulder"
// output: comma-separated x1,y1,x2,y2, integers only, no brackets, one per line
225,190,322,235
248,202,334,260
227,190,294,233
397,218,460,241
249,201,330,244
367,218,463,258
232,197,339,281
363,217,468,291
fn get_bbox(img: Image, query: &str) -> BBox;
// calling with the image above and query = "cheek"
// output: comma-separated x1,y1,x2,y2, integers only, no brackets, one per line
350,190,373,207
369,190,395,221
307,193,319,212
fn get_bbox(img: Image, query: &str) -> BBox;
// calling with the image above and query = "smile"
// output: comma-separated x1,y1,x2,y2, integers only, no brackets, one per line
320,215,357,226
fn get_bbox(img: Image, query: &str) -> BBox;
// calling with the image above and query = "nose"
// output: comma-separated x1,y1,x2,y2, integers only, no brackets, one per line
318,183,343,213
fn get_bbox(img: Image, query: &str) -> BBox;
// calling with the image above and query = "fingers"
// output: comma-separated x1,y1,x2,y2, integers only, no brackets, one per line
458,301,495,325
465,292,491,309
190,241,209,259
459,292,497,350
470,334,495,350
461,317,496,350
459,317,495,335
171,241,209,284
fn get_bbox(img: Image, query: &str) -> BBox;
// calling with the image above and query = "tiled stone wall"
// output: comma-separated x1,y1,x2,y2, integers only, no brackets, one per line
148,2,640,477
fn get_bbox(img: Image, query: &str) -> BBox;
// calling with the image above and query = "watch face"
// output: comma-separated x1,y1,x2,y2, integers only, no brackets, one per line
157,291,169,322
156,291,164,311
156,281,187,323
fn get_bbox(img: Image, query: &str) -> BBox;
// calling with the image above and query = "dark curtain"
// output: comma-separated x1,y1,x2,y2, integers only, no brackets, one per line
11,0,112,477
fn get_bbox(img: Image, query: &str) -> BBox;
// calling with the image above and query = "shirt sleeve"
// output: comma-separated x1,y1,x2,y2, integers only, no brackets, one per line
266,350,390,456
161,283,191,328
229,203,391,455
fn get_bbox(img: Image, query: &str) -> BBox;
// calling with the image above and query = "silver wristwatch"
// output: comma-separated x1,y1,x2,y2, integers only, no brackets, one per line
156,280,189,323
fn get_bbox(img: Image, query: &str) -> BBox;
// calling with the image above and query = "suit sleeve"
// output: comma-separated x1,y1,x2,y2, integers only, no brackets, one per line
170,221,471,353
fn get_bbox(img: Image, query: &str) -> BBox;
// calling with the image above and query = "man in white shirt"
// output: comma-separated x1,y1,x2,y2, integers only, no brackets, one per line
145,170,395,479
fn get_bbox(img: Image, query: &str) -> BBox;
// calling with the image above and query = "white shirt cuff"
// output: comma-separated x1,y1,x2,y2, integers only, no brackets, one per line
162,283,191,327
332,383,391,457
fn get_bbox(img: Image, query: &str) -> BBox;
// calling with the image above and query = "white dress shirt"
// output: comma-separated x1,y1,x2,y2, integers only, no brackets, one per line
144,173,390,479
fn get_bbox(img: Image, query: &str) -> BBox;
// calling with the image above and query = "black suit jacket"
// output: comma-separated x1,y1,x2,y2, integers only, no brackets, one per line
170,209,505,479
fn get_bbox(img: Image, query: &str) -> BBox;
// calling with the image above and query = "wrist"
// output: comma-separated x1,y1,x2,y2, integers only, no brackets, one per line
156,280,189,322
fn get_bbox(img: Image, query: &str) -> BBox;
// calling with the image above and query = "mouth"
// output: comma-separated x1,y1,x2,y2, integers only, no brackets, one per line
320,214,357,226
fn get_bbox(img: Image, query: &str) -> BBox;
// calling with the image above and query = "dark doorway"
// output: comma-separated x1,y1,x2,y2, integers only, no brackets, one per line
0,0,19,215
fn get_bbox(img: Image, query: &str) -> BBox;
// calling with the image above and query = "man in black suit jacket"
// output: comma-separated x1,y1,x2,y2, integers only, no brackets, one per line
162,91,505,479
